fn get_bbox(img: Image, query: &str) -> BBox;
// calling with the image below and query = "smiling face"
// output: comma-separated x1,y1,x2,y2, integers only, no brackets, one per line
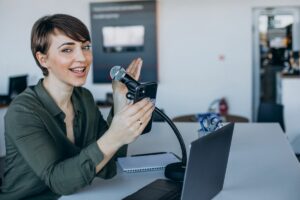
37,31,92,87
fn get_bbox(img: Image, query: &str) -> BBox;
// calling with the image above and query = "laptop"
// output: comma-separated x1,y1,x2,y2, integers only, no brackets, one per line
123,123,235,200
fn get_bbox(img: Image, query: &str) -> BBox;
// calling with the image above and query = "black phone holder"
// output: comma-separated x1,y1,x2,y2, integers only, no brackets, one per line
126,82,157,103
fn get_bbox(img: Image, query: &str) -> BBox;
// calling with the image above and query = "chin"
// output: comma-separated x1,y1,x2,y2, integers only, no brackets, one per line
71,79,87,87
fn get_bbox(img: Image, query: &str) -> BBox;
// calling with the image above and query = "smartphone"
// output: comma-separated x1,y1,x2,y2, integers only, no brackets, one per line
133,82,157,134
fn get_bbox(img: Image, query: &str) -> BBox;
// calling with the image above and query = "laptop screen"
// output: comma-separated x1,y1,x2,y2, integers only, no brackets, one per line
181,123,234,200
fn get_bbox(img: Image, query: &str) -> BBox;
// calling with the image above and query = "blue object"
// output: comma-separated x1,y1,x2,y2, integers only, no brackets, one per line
196,113,223,135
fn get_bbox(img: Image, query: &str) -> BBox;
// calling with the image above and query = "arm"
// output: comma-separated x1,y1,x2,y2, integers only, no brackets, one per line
95,98,155,173
5,96,154,195
5,105,107,195
100,58,144,159
94,58,151,173
91,84,155,176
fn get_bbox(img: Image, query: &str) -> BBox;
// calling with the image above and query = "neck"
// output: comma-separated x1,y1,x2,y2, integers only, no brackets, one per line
43,76,73,110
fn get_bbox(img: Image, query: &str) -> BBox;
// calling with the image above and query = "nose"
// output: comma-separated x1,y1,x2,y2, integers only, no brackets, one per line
75,48,86,62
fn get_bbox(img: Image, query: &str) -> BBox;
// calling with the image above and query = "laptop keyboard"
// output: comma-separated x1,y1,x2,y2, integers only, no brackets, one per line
123,179,183,200
159,187,182,200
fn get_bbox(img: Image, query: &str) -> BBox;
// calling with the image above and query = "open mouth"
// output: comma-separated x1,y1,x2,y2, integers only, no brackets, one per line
69,66,86,73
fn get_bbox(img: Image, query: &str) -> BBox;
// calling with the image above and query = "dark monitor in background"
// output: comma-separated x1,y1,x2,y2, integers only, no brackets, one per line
0,75,28,104
8,75,28,99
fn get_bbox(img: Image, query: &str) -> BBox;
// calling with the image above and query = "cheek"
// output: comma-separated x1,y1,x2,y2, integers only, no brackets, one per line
56,57,74,67
48,54,74,69
85,53,93,66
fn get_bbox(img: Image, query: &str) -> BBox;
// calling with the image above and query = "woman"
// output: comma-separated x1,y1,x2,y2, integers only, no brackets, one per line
0,14,154,199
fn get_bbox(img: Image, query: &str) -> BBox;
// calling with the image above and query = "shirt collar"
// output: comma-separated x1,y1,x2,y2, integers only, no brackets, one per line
34,79,82,116
71,89,82,115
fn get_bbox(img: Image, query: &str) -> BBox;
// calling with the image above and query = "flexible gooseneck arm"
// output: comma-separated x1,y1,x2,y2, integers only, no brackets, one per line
154,107,187,166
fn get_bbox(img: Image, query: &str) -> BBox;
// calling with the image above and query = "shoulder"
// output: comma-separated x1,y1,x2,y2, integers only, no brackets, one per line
4,87,44,134
7,87,42,114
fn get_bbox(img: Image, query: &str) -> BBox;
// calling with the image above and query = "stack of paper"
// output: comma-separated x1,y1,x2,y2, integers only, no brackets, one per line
117,152,180,173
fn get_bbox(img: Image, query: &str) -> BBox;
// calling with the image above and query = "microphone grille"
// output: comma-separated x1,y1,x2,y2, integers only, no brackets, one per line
110,66,125,80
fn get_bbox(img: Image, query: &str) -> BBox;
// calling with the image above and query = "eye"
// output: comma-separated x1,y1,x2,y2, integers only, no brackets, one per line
61,48,72,53
82,44,92,51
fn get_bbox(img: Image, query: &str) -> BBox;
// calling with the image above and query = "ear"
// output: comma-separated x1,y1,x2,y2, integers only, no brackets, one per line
35,52,49,69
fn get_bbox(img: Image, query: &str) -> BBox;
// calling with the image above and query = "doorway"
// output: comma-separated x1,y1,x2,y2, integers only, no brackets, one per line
252,7,300,121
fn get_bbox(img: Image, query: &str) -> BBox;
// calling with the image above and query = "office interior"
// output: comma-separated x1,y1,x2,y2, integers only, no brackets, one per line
1,0,300,198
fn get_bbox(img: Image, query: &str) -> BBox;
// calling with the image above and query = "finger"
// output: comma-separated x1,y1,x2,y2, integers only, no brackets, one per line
126,59,138,75
129,100,154,123
129,119,142,135
132,59,142,80
136,106,155,133
119,98,150,117
129,58,142,78
127,58,142,80
138,105,155,127
117,103,132,115
121,101,153,128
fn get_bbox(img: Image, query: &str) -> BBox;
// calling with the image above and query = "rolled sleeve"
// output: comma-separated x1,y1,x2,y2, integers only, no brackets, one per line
83,142,117,179
82,142,104,166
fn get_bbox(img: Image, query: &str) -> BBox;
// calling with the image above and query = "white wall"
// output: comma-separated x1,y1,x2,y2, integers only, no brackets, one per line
1,0,300,120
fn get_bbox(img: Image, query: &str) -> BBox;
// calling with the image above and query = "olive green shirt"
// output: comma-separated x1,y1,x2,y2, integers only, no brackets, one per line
0,79,117,199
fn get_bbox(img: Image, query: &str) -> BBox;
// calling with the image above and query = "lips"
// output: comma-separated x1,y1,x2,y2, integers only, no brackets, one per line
69,66,86,73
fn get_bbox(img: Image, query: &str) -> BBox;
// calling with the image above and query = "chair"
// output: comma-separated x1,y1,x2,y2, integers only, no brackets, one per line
257,102,285,132
172,114,198,122
223,114,249,123
172,114,249,123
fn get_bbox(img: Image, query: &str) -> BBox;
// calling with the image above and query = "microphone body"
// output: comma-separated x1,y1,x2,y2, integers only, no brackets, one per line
110,66,140,92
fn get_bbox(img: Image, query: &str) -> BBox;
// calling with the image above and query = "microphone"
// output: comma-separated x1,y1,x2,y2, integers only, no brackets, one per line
110,66,140,92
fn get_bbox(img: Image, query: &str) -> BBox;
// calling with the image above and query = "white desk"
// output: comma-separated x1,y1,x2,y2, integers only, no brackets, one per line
281,77,300,153
60,122,300,200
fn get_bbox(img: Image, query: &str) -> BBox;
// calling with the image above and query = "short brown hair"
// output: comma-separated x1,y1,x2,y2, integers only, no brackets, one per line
31,14,91,76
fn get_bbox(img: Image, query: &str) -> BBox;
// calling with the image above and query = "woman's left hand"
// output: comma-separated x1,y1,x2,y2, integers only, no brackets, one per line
112,58,143,114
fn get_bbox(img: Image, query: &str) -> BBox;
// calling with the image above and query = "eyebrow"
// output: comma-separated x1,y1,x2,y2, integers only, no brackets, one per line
57,42,75,49
57,41,91,49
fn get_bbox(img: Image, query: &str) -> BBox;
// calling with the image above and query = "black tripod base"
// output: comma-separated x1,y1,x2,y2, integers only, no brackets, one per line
164,162,186,182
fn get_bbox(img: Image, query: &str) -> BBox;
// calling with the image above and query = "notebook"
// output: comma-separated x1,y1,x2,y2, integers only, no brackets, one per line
123,123,235,200
118,152,180,173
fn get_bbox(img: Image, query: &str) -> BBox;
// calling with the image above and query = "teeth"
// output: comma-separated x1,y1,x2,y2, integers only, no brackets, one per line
70,67,85,73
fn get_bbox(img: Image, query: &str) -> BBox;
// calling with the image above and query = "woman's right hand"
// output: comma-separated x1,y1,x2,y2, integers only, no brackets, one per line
97,98,155,156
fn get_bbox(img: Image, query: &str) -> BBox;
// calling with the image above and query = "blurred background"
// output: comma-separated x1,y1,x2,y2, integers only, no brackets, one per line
0,0,299,129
